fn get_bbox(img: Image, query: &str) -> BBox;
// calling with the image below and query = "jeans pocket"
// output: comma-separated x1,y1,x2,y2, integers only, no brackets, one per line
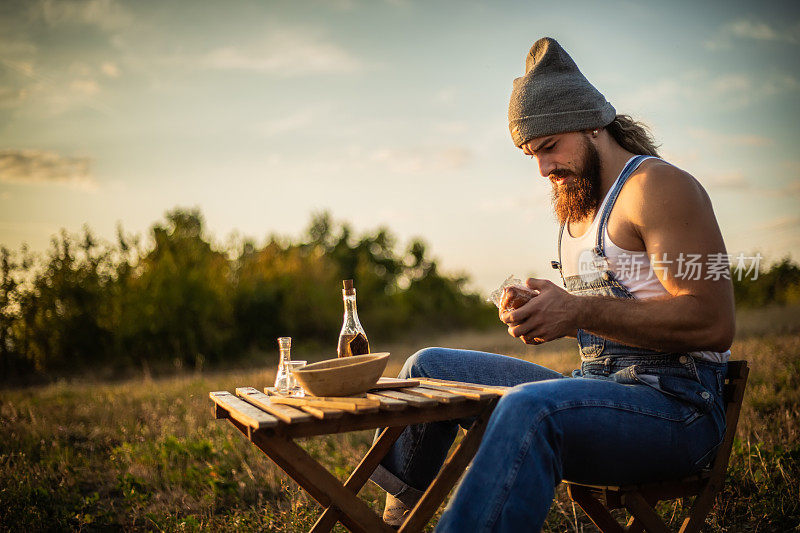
609,365,700,423
657,374,715,414
610,365,715,420
577,329,605,358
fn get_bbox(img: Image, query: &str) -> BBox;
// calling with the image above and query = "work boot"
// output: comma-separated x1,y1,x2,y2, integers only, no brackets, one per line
382,493,411,529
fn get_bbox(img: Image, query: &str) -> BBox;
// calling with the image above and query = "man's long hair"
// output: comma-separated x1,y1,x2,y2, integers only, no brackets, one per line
606,115,660,157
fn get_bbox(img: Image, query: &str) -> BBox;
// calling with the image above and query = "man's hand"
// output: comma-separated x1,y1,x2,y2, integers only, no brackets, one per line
500,278,579,344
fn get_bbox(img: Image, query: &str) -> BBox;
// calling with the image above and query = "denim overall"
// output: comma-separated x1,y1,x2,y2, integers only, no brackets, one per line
552,155,726,417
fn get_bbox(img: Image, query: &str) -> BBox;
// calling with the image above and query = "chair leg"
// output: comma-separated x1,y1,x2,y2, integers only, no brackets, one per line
625,514,645,533
678,486,717,533
621,492,669,533
567,485,625,533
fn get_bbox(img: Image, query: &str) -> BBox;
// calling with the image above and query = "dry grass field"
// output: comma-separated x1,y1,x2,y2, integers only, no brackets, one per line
1,305,799,532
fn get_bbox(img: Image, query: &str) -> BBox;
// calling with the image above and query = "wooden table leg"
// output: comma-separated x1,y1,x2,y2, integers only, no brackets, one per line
310,425,406,533
250,432,395,533
398,398,498,533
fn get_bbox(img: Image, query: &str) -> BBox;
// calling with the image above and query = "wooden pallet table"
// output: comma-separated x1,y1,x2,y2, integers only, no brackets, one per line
210,377,507,533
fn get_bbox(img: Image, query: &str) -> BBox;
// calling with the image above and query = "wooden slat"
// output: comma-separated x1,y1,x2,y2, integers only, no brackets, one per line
370,389,439,407
370,377,421,390
280,398,493,438
304,396,382,409
416,382,498,401
399,386,467,403
415,377,511,395
365,392,408,411
209,391,279,429
235,387,314,424
297,404,345,420
269,395,380,413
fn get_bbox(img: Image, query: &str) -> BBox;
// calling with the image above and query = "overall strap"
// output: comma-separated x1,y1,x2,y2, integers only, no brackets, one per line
594,155,653,257
555,223,567,285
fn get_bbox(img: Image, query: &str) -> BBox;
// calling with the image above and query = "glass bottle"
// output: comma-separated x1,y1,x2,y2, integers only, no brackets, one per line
274,336,292,392
337,279,370,357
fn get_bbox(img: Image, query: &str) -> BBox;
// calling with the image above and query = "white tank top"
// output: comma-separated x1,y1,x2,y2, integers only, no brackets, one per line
560,157,730,363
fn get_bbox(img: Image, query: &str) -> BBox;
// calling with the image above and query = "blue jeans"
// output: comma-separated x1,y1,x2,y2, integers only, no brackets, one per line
370,347,727,532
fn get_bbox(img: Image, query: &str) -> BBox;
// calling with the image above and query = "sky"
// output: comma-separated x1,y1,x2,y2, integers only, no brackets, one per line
1,0,798,294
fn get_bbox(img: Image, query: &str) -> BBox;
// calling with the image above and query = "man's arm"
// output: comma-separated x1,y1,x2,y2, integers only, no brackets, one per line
502,163,735,353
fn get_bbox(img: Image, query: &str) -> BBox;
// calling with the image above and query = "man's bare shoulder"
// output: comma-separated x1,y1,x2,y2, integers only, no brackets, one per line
621,158,714,223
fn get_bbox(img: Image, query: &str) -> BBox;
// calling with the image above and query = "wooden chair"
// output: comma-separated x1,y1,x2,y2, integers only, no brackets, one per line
563,360,749,533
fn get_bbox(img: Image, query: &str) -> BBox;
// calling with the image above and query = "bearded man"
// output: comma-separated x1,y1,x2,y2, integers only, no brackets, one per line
371,37,735,532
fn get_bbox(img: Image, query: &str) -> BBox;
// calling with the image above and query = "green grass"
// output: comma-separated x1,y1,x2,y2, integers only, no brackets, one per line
1,306,799,531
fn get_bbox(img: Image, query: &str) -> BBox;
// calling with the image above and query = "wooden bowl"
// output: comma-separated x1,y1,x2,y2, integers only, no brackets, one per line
292,353,390,397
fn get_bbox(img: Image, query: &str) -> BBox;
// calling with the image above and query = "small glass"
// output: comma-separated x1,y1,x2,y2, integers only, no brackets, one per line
285,360,307,396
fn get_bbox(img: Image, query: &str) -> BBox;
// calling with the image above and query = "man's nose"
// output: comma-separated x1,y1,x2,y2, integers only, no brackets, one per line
538,157,556,178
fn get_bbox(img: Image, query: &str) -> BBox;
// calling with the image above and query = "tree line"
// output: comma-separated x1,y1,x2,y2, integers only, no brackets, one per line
732,257,800,308
0,209,495,379
1,207,797,380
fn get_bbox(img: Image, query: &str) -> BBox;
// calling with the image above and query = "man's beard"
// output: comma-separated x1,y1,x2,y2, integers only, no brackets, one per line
550,137,602,225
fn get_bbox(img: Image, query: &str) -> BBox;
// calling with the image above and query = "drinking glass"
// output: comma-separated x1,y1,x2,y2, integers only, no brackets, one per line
285,360,307,396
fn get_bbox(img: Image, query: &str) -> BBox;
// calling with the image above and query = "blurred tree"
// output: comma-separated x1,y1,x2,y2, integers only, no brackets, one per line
120,208,232,368
0,247,18,375
16,229,114,371
733,257,800,308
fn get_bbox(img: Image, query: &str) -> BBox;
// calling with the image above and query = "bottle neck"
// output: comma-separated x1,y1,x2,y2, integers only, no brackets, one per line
279,347,291,364
341,291,364,333
344,293,360,318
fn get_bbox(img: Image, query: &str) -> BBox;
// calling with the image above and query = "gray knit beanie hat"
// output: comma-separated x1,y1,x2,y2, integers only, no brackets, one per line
508,37,616,147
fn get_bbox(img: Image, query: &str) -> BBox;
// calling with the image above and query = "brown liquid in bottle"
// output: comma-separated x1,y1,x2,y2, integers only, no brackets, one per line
337,332,370,357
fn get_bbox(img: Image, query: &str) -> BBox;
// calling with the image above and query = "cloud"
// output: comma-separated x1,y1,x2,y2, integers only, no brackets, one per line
321,0,357,9
434,87,457,105
100,61,120,77
253,108,318,136
687,128,773,147
69,78,100,96
623,70,800,111
0,56,114,115
0,85,30,109
370,146,472,174
478,193,549,214
701,171,750,190
757,214,800,232
33,0,132,32
0,36,37,60
0,149,95,189
702,171,800,199
706,18,800,49
202,29,363,77
434,120,470,137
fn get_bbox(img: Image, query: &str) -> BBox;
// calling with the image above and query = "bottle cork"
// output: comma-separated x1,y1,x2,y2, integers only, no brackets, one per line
343,279,355,295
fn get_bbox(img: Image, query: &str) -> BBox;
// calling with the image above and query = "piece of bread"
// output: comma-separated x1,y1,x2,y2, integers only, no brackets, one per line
500,286,534,311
